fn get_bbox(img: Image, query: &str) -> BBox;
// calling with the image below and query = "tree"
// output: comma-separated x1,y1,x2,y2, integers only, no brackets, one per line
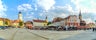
95,20,96,23
80,21,86,26
5,21,8,26
47,22,52,25
19,21,24,27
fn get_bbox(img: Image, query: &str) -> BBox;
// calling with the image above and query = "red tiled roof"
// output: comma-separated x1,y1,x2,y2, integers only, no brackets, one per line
65,15,77,19
0,18,4,21
33,20,46,22
12,20,20,23
0,18,10,21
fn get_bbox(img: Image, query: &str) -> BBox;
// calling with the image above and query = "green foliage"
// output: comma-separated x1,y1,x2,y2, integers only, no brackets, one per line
47,22,52,25
95,20,96,22
19,21,24,26
5,21,8,25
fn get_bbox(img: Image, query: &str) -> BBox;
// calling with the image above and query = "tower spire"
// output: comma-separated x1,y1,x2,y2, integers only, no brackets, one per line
79,10,82,21
46,16,47,20
45,16,48,22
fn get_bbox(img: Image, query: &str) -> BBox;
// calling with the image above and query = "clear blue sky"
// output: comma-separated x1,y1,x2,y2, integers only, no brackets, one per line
1,0,96,23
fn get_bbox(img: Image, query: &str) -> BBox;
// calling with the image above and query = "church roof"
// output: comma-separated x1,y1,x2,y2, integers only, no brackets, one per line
33,19,46,23
12,20,20,23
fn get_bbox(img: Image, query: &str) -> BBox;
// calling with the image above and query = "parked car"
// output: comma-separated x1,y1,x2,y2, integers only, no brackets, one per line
45,26,58,30
0,26,8,29
57,26,64,31
68,27,77,30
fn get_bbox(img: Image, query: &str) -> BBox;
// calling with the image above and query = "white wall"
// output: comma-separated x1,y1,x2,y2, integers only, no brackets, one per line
33,22,46,27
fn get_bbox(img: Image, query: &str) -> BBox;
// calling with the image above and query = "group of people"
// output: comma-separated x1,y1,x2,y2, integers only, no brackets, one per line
93,28,96,31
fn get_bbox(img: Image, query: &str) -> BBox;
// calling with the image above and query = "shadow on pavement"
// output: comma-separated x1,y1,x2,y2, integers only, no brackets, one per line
0,38,5,40
92,39,96,40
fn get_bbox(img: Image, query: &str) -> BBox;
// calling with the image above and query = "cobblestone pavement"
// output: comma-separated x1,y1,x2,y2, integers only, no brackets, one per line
59,30,96,40
0,28,95,40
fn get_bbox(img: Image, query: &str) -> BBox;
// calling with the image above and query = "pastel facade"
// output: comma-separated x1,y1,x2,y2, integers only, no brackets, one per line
87,23,96,28
25,21,33,29
50,15,80,27
12,11,24,28
0,19,3,26
12,20,19,28
0,18,11,26
33,19,48,27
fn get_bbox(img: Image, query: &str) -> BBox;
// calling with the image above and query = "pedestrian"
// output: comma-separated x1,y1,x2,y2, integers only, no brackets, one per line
65,25,68,31
93,27,96,31
94,28,96,31
93,28,94,31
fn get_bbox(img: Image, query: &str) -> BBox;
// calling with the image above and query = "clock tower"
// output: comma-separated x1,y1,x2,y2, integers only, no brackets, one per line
18,11,23,21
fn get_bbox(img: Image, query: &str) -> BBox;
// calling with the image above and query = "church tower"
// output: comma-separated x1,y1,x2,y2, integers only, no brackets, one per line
18,11,23,21
79,10,82,21
45,16,48,22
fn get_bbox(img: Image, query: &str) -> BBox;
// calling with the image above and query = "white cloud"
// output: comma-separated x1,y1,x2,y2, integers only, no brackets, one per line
65,4,74,12
71,0,96,23
21,0,96,22
83,18,95,24
58,13,68,18
39,13,43,17
24,12,35,21
34,5,37,10
39,6,72,21
37,0,55,11
17,4,35,21
71,0,96,13
0,0,7,17
17,4,32,11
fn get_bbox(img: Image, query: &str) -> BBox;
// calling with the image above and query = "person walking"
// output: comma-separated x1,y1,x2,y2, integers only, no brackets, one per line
93,27,96,31
65,25,68,31
93,28,95,31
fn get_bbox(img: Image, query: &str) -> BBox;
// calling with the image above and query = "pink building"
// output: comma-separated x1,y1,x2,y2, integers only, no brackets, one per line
25,21,33,29
64,15,80,27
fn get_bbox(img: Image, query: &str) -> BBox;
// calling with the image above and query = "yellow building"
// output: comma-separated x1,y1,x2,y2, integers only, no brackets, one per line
5,18,11,26
12,11,24,28
33,19,48,27
0,21,3,26
0,18,3,26
0,18,11,26
12,20,19,28
87,23,95,28
33,16,48,27
0,12,23,27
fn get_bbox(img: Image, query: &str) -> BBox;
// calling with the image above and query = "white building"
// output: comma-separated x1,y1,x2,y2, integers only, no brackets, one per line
33,19,48,27
50,15,80,27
